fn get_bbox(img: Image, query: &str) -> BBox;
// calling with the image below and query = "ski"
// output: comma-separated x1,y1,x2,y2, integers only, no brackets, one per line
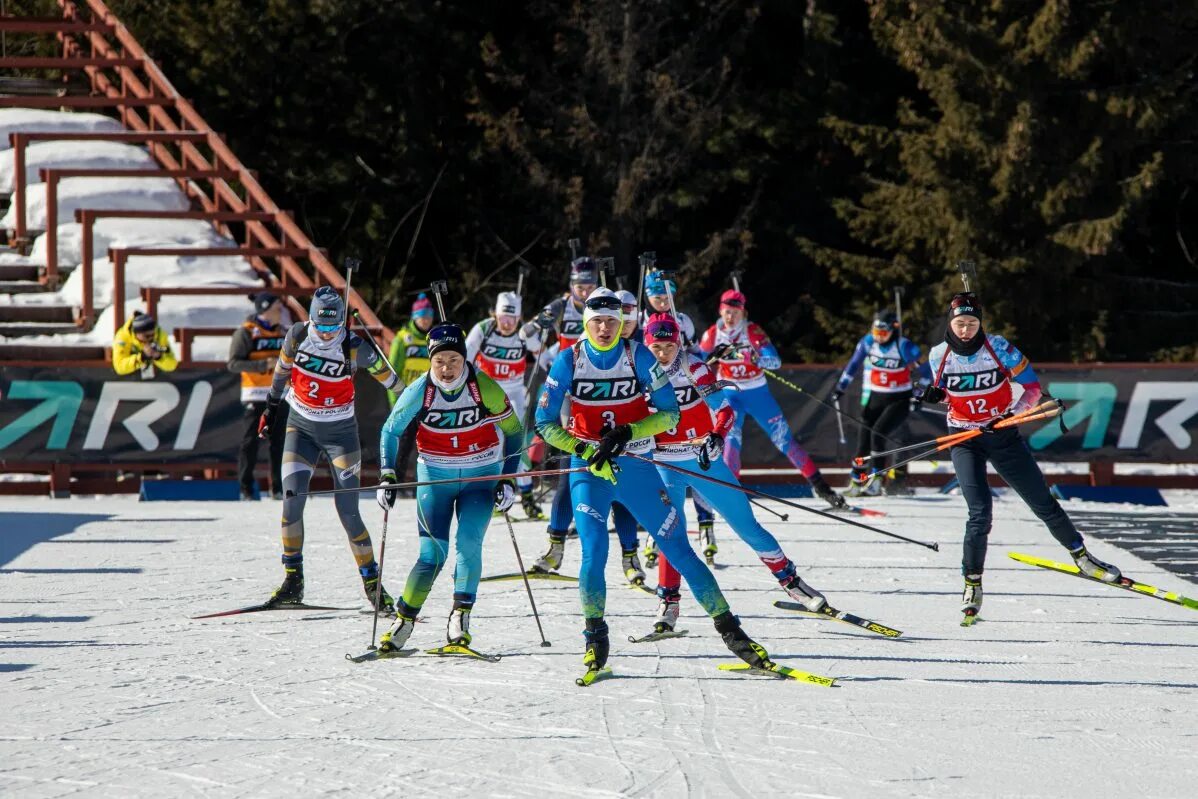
481,571,578,583
345,647,418,663
575,666,613,687
718,662,837,687
626,580,656,596
960,609,980,627
192,602,354,619
627,629,689,644
773,601,903,638
425,644,502,662
1008,552,1198,611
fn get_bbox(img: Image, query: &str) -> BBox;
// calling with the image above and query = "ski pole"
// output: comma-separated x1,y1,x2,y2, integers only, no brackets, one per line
862,401,1063,479
368,507,390,651
762,369,905,448
342,256,358,331
833,398,847,445
350,310,402,385
503,512,551,647
750,496,788,522
297,466,588,498
629,454,939,551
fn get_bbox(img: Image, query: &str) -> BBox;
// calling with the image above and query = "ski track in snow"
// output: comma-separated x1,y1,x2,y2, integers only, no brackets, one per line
2,493,1198,798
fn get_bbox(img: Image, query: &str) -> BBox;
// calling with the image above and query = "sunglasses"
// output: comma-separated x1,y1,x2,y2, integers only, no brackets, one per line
314,322,341,333
647,325,679,340
584,296,622,312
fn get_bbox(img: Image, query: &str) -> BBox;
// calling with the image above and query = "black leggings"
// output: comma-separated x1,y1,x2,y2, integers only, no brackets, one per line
853,390,912,477
238,401,287,493
950,427,1082,576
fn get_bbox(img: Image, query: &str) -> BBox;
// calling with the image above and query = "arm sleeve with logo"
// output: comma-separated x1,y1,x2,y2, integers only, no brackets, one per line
748,324,782,370
695,359,735,436
478,372,523,475
267,323,304,403
534,346,581,455
379,374,430,471
355,336,401,391
627,345,681,440
990,335,1041,412
837,336,869,392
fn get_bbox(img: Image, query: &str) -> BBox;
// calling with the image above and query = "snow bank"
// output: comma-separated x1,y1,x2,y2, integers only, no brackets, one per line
30,216,233,270
0,109,122,150
0,176,190,232
0,140,157,193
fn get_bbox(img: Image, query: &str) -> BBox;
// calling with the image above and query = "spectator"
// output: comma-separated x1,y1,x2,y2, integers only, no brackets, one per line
228,292,288,500
113,311,177,378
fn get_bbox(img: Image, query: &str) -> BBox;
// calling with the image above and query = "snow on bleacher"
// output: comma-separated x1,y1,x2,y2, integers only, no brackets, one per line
0,109,272,360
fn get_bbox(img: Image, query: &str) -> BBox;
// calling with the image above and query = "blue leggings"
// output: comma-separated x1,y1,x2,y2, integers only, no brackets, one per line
396,460,501,617
569,454,729,620
656,457,795,591
549,452,573,534
611,502,638,551
720,384,816,479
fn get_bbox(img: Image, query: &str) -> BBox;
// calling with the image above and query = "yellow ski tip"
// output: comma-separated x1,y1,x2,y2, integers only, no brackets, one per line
719,662,837,687
1008,551,1081,575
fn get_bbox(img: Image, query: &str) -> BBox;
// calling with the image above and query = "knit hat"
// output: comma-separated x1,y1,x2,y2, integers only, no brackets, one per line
411,293,435,318
427,322,467,359
130,311,156,334
253,292,280,314
494,291,521,318
643,312,680,344
719,289,746,310
570,257,599,286
949,292,982,321
309,287,345,327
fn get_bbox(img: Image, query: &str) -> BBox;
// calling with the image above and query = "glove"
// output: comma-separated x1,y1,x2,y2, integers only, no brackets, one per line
258,399,280,439
376,469,398,510
829,387,843,404
590,424,633,469
921,385,946,404
697,433,724,472
981,412,1014,433
493,479,517,512
576,443,618,484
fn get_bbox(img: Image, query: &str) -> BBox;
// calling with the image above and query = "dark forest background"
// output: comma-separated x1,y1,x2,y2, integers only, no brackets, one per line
30,1,1198,360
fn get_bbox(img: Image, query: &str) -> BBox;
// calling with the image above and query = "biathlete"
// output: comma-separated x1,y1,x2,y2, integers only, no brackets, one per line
831,308,931,496
465,290,544,520
375,322,524,652
520,256,599,574
535,288,773,677
924,292,1122,621
699,289,847,510
257,287,402,609
641,313,828,634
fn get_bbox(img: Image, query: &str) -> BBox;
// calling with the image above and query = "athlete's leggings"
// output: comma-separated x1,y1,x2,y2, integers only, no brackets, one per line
395,459,502,617
654,457,795,594
497,380,533,492
853,389,912,478
549,450,574,535
569,453,729,620
279,413,376,574
951,427,1083,576
720,384,816,479
611,502,638,552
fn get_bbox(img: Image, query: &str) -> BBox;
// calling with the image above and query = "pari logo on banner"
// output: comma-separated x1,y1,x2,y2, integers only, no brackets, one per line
1029,381,1198,452
0,380,214,452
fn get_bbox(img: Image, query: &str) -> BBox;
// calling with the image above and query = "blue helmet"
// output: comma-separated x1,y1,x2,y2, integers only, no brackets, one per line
644,269,676,298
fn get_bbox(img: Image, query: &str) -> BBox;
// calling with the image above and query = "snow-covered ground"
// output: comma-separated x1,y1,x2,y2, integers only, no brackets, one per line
2,490,1196,797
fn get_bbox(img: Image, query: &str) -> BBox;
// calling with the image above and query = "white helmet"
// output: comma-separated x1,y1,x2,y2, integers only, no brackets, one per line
495,291,522,318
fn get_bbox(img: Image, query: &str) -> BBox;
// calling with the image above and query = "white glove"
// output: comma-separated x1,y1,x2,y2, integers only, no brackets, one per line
377,469,398,510
493,480,518,513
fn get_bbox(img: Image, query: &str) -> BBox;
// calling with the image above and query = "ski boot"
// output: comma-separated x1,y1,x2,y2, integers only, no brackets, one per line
582,618,610,673
642,537,658,568
699,520,717,565
447,603,472,646
379,613,416,653
844,469,879,498
961,574,983,623
780,571,827,612
531,533,565,574
622,549,646,585
1070,546,1121,583
520,490,545,521
362,572,395,615
810,473,848,510
266,566,304,607
882,471,913,496
654,590,681,634
714,612,771,669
